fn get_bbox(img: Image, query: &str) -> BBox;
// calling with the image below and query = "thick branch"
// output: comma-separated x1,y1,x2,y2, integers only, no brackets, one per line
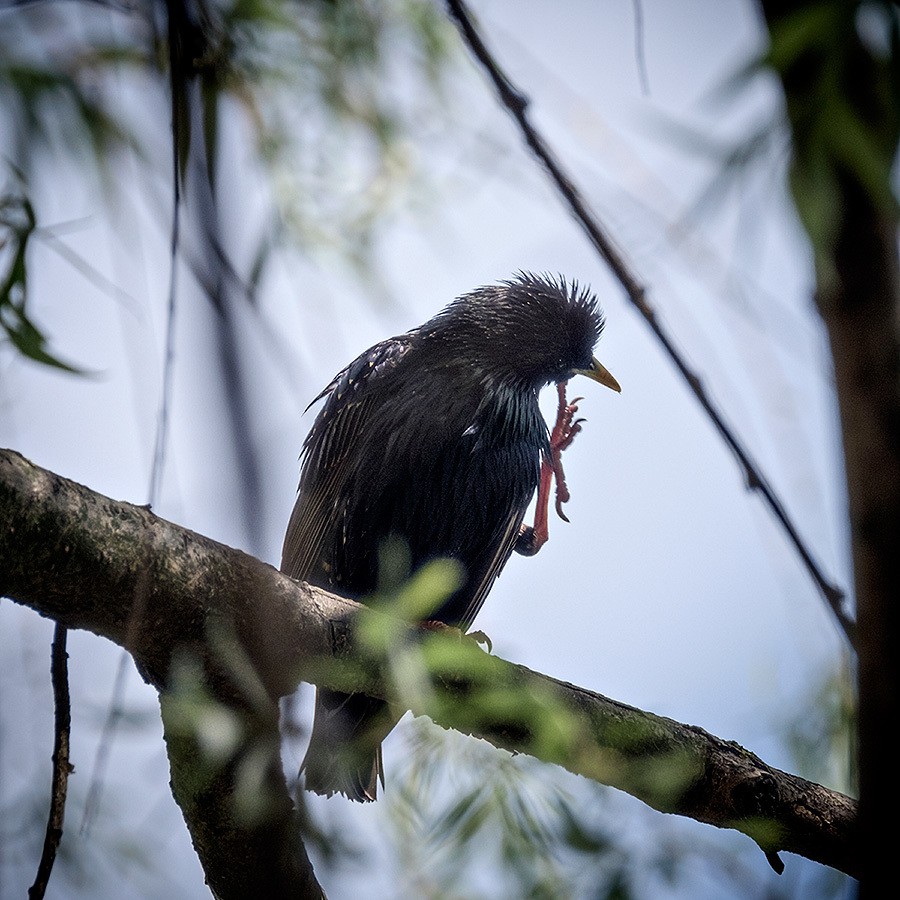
0,448,327,899
1,448,859,881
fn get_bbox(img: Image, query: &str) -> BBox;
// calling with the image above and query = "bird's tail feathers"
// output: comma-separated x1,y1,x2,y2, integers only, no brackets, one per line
301,689,390,803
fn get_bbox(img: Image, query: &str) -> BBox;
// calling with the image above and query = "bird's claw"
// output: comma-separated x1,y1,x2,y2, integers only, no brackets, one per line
515,380,587,557
515,523,541,556
548,381,584,522
550,388,584,453
420,621,493,653
466,629,493,653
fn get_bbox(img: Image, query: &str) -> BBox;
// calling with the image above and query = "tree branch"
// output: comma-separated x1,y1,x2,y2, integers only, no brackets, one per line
1,448,859,886
27,623,71,900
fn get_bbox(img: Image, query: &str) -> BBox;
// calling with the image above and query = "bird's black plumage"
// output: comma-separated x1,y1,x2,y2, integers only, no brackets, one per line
281,273,616,801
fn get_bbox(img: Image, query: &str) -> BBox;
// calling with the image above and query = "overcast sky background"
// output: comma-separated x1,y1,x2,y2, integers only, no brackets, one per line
1,1,854,897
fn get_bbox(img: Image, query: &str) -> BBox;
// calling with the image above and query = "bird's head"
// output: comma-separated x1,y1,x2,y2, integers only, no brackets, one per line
423,272,621,393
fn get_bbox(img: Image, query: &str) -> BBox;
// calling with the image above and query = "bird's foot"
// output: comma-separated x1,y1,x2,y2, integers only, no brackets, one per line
515,381,585,557
466,630,493,654
515,523,542,556
419,621,492,653
550,383,585,454
548,381,585,523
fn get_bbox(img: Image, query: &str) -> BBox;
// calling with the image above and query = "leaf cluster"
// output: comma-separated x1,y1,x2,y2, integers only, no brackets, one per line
764,1,900,283
0,173,85,372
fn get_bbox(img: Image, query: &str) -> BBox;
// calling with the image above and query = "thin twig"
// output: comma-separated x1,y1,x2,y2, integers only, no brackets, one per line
444,0,855,647
149,0,184,508
33,228,140,315
81,0,186,835
79,651,129,835
631,0,651,96
28,624,72,900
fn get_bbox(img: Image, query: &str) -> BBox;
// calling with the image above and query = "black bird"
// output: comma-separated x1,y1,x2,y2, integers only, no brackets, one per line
281,273,620,802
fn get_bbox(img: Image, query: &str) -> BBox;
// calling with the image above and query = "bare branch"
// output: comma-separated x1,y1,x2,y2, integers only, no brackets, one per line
1,448,859,882
27,623,72,900
1,448,326,898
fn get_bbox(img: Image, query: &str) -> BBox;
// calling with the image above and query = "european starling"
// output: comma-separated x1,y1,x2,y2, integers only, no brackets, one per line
281,272,619,802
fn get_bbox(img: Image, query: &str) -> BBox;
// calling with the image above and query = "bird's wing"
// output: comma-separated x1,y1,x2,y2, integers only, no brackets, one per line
281,335,415,581
453,502,526,633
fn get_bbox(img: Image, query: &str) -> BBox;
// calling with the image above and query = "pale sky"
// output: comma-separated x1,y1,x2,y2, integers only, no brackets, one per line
0,2,853,897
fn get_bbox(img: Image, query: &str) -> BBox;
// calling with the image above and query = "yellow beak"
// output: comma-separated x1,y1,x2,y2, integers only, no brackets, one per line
573,356,621,393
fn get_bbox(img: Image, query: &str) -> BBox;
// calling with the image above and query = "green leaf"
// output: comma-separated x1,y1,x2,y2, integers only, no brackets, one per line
765,2,841,74
1,182,87,374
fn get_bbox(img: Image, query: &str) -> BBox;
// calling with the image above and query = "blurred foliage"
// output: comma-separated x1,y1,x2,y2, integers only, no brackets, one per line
349,557,858,899
160,654,256,807
0,169,88,372
0,10,143,185
352,560,741,898
0,0,456,369
787,658,857,797
667,1,899,306
388,719,633,900
659,0,900,290
0,1,871,895
762,0,899,282
386,718,824,900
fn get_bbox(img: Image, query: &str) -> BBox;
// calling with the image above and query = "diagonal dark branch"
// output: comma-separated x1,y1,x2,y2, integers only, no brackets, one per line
443,0,854,648
1,448,860,882
28,623,72,900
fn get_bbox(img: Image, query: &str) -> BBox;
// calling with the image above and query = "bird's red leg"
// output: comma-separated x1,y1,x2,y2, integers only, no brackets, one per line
516,381,585,556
